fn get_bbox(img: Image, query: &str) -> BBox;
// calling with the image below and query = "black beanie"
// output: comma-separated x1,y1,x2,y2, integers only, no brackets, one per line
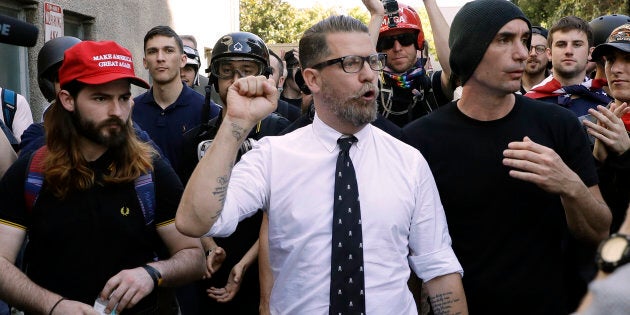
449,0,531,85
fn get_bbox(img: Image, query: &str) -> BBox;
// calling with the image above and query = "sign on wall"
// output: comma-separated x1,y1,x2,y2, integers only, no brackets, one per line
44,2,63,41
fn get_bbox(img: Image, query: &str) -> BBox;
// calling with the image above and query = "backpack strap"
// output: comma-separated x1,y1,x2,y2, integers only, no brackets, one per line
2,88,17,131
134,171,155,226
202,84,212,121
24,146,48,213
0,118,18,150
23,145,156,226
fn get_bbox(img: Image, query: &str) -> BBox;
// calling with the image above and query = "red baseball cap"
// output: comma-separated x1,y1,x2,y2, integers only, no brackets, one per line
59,40,149,89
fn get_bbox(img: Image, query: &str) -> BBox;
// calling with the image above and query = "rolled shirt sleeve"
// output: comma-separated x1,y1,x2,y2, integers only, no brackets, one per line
408,157,463,282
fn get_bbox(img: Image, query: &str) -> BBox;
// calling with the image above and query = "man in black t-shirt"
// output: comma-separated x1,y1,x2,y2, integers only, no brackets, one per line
0,40,204,315
402,1,611,314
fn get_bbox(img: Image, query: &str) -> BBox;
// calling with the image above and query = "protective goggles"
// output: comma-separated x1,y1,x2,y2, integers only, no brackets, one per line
377,33,417,51
210,58,265,79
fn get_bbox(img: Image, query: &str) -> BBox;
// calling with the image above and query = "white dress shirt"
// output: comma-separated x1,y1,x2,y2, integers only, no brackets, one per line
209,114,462,314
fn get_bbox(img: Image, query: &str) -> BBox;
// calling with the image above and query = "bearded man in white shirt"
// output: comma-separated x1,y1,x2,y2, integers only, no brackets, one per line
176,15,467,315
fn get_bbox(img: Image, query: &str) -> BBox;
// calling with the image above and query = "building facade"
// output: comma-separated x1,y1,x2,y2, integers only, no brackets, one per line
0,0,238,120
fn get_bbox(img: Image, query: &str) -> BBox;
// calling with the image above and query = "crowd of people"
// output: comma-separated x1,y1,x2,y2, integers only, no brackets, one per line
0,0,629,314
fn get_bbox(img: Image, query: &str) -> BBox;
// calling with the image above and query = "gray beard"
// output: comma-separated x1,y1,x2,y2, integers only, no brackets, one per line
323,83,378,127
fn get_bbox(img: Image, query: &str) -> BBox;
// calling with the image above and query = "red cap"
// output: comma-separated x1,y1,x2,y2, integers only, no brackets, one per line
379,3,425,49
59,40,149,89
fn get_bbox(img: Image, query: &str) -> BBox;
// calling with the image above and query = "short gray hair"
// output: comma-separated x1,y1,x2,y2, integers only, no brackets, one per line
299,15,368,69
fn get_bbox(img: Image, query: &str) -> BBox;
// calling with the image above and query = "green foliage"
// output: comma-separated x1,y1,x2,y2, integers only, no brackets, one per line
240,0,302,44
240,0,370,44
239,0,443,63
347,6,370,25
295,4,340,39
514,0,630,27
415,6,437,62
241,0,630,46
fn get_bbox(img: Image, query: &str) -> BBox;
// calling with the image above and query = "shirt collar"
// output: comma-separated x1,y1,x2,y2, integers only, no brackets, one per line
147,82,194,109
312,113,371,153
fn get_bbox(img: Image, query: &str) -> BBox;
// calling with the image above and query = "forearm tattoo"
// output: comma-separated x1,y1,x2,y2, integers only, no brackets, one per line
231,122,247,142
211,174,230,219
429,292,462,315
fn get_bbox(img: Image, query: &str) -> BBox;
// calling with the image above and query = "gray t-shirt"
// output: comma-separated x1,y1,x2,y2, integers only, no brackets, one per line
580,264,630,315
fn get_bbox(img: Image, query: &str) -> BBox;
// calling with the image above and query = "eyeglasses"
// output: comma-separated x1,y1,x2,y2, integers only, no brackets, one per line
311,53,387,73
377,33,417,51
210,58,264,79
530,45,547,55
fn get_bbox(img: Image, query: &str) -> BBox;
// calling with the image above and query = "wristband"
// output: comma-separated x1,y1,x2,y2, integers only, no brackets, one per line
142,264,163,288
49,297,65,315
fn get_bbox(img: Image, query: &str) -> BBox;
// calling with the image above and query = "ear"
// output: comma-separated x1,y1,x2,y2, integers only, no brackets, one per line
143,56,148,70
180,53,187,68
58,90,76,112
301,68,321,94
277,76,286,89
545,47,552,60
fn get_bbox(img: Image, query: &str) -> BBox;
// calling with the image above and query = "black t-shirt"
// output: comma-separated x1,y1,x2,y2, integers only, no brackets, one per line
279,94,302,110
597,150,630,232
0,151,183,313
402,95,597,314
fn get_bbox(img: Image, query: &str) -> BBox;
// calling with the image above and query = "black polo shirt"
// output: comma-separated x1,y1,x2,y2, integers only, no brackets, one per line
0,151,182,313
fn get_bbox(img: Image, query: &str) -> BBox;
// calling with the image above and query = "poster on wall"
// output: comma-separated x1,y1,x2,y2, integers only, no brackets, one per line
44,2,63,41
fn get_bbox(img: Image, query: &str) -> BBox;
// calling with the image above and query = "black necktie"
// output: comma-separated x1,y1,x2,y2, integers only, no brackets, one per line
330,136,366,315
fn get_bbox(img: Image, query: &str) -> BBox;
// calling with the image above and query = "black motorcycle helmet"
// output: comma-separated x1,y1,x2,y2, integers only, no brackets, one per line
207,32,272,91
37,36,82,101
590,14,630,47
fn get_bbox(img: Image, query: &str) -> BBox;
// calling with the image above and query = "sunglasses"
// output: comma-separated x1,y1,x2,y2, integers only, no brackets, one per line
377,33,417,51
